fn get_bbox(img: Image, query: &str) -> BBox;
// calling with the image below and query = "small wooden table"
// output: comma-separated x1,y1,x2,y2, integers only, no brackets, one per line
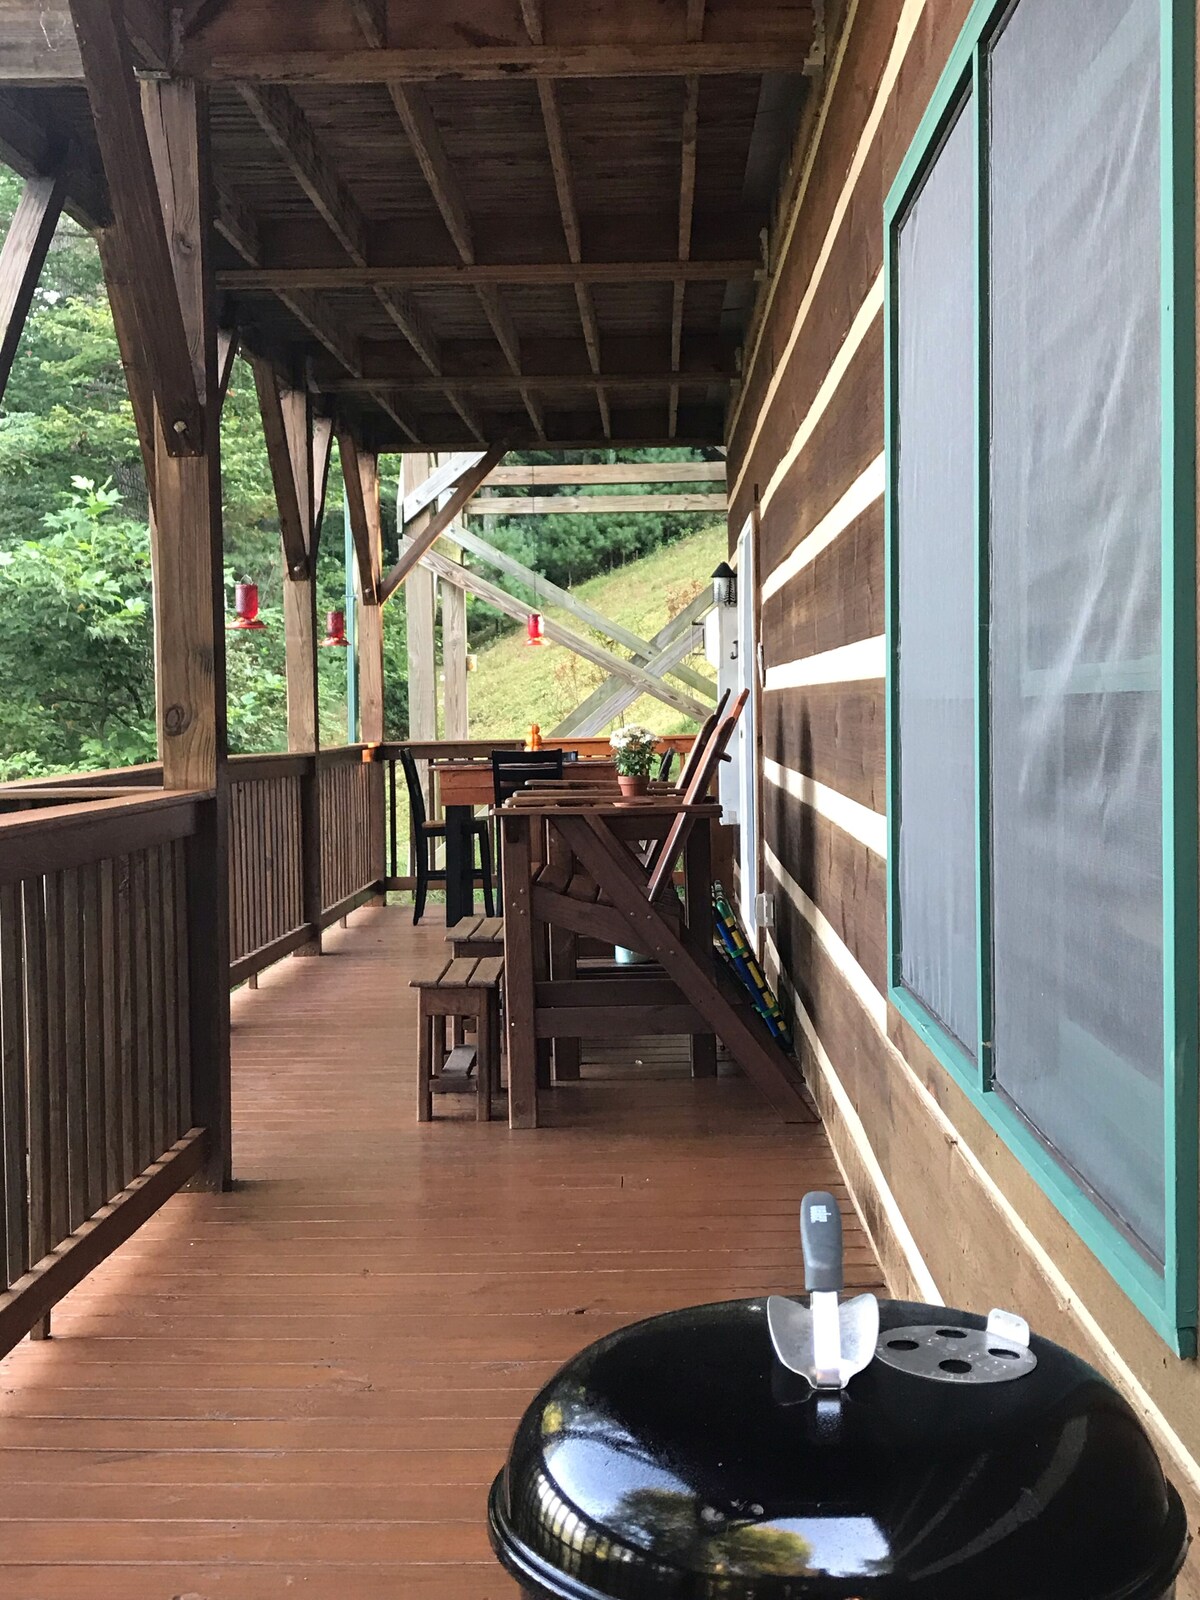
433,757,618,925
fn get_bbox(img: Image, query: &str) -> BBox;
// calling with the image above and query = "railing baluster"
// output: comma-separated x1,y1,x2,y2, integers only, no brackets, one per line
0,883,28,1287
62,869,87,1232
99,858,122,1206
22,879,50,1272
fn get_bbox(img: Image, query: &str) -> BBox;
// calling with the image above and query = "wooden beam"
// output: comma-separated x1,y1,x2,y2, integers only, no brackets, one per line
0,171,65,403
518,0,544,45
250,356,309,578
338,426,379,603
486,461,725,486
379,446,506,603
213,182,261,264
67,0,204,455
321,370,728,397
237,84,368,265
686,0,707,42
311,413,335,546
402,451,486,524
188,43,815,83
671,73,700,439
141,75,224,780
415,544,709,721
554,589,714,736
217,259,760,291
468,493,727,515
96,227,156,501
387,84,474,263
179,0,235,38
349,0,387,48
215,327,238,410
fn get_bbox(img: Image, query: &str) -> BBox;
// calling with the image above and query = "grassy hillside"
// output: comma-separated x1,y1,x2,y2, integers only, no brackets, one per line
464,524,724,740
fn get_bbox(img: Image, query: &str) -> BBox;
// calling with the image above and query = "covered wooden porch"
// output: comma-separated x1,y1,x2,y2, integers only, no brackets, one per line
0,909,881,1598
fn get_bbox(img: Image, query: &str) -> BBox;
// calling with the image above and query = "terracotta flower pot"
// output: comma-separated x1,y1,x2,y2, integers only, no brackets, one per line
618,773,649,798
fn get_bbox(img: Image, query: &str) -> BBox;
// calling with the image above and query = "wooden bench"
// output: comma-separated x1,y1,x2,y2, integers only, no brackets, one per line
445,914,504,958
411,956,503,1123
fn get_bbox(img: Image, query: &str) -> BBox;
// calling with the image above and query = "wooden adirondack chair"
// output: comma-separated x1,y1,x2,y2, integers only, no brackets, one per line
498,690,814,1129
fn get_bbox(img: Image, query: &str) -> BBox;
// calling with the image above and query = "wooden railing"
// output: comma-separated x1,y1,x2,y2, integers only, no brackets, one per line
0,792,214,1356
227,754,307,984
319,747,383,921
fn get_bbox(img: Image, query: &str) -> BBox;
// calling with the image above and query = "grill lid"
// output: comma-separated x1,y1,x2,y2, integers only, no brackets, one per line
488,1297,1187,1600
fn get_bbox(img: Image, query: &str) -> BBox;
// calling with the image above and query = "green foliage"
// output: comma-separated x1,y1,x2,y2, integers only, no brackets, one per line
0,477,155,777
0,164,715,777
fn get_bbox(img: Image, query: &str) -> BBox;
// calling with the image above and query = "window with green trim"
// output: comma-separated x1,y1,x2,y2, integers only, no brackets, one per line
885,0,1198,1351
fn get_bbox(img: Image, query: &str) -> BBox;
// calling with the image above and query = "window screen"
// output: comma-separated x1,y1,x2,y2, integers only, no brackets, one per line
988,0,1164,1260
895,103,978,1054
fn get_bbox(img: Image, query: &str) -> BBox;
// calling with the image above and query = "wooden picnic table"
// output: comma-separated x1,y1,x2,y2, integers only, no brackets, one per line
432,755,618,925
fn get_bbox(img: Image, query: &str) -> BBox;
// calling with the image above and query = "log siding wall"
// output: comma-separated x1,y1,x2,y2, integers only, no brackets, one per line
729,0,1200,1583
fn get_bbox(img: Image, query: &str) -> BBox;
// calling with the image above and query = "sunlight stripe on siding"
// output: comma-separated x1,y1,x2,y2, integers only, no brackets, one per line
762,931,943,1305
762,453,885,602
731,0,929,501
763,840,886,1031
763,759,886,858
760,276,884,516
763,634,885,691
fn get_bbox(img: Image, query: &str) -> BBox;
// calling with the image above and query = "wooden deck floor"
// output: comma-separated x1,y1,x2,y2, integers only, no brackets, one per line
0,907,885,1599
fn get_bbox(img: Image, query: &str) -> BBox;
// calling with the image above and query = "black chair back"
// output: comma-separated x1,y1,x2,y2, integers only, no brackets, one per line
398,746,428,834
657,748,676,784
492,748,564,807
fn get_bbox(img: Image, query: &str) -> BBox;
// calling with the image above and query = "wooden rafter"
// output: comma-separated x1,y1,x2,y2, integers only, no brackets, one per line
67,0,204,455
216,260,760,290
185,44,815,83
251,355,310,579
379,447,507,603
519,0,609,440
347,9,544,440
237,83,482,443
0,171,66,402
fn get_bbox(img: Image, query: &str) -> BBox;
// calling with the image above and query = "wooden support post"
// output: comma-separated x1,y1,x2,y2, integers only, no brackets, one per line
0,170,65,403
135,77,230,1189
380,446,505,602
441,575,468,740
403,449,439,752
352,443,388,904
284,389,322,954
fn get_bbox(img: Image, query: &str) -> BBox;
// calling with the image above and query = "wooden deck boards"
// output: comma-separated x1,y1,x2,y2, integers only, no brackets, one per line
0,907,884,1598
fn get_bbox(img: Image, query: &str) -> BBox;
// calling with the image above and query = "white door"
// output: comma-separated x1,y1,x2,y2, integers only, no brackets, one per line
713,520,759,937
734,519,758,937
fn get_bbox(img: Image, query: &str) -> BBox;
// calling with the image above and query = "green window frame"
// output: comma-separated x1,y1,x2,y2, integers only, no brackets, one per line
884,0,1198,1353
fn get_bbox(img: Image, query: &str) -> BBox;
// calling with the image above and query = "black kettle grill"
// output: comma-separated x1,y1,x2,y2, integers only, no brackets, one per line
488,1193,1189,1599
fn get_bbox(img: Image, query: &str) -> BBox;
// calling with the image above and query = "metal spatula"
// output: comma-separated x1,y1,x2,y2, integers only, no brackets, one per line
767,1191,879,1390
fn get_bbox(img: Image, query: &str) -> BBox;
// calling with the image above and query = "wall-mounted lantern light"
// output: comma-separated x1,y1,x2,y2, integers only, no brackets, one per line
711,562,737,609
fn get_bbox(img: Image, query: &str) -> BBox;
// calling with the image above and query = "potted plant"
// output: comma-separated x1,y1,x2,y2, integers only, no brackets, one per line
610,723,658,798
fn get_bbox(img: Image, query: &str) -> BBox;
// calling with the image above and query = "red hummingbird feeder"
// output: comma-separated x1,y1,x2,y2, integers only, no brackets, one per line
228,581,266,631
526,610,548,647
321,609,349,648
